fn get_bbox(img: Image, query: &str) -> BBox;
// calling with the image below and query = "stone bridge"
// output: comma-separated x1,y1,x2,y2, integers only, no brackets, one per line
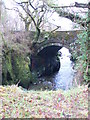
33,30,81,57
3,30,82,56
29,30,83,76
36,41,62,57
3,30,82,76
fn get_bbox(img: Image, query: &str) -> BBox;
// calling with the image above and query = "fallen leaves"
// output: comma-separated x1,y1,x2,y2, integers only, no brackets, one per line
0,85,88,118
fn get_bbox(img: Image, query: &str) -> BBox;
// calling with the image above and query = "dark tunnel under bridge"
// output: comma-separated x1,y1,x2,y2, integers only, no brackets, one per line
36,43,63,57
30,43,63,76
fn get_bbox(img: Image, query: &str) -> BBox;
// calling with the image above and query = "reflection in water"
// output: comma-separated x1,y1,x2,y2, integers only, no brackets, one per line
53,47,75,90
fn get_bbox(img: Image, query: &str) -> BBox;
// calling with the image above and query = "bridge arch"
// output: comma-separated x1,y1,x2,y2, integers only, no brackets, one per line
36,43,63,57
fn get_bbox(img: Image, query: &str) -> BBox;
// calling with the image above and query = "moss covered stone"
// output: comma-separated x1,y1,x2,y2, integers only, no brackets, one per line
2,44,35,89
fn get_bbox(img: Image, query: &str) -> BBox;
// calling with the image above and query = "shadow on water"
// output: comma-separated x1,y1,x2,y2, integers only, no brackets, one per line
28,47,75,91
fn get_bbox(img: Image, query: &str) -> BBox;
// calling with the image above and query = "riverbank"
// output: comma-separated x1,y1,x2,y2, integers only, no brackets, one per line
0,85,88,118
72,59,87,88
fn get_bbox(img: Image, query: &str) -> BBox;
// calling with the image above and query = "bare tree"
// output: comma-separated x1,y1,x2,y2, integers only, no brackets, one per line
4,0,89,39
6,2,32,31
10,0,48,42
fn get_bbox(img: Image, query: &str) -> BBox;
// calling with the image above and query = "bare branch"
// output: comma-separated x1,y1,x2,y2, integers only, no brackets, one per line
50,5,75,8
49,2,89,8
75,2,89,8
50,2,89,27
55,9,82,22
29,0,36,10
51,26,61,33
17,2,37,28
4,5,27,23
37,5,47,26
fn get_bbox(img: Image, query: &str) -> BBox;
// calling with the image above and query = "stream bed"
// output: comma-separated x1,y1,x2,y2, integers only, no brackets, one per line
29,47,75,91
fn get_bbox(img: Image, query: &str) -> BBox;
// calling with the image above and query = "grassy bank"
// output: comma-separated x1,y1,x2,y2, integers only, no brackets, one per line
0,85,88,118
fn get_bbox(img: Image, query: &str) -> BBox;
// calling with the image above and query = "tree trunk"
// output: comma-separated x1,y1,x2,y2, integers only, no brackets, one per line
0,8,1,20
25,22,30,31
0,1,2,84
86,8,90,79
35,27,40,42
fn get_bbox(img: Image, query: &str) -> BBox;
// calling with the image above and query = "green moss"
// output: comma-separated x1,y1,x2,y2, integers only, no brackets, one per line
2,45,35,88
2,46,15,84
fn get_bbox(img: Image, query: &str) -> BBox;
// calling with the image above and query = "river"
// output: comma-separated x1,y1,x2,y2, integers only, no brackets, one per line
53,47,75,90
29,47,75,91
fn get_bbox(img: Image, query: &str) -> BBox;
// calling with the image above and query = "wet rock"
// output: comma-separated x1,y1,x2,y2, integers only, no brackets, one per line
70,55,77,62
42,81,53,89
58,51,62,57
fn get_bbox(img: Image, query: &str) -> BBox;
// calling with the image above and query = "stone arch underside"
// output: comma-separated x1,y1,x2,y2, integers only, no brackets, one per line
36,43,63,57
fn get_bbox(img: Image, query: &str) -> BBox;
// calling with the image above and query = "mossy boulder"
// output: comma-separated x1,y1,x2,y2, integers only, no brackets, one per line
2,44,35,89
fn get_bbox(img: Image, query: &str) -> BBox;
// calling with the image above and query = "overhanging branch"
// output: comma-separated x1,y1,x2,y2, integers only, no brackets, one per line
49,2,89,9
49,2,89,27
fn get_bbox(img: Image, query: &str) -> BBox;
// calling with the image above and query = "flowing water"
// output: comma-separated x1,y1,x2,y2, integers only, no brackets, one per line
29,47,75,91
53,47,75,90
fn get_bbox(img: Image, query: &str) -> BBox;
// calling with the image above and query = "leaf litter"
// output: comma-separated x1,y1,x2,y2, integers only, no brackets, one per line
0,85,88,118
